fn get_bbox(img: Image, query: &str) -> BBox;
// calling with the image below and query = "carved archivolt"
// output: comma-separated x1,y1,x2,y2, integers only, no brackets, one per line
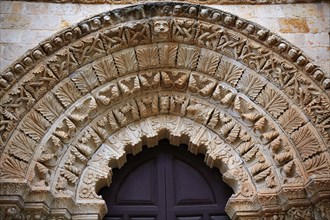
0,3,329,220
8,0,323,5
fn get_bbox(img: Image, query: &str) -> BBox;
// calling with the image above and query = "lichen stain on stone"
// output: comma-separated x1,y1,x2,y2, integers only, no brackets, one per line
279,18,310,33
60,20,71,28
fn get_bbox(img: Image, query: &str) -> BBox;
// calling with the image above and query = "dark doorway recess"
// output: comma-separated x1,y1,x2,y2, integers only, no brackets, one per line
98,139,233,220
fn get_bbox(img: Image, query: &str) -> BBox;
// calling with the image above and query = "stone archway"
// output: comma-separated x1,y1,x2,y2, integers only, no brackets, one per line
0,2,329,220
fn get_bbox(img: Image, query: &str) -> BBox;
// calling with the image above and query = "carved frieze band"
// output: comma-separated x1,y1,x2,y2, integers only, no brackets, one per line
3,0,323,4
1,3,329,95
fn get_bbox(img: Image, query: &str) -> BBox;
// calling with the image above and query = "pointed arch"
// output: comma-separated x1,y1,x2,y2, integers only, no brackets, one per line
0,2,329,220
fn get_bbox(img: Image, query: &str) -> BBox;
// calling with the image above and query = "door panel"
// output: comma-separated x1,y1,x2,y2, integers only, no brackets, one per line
172,159,215,205
176,217,203,220
116,159,157,205
99,140,233,220
210,217,231,220
129,218,156,220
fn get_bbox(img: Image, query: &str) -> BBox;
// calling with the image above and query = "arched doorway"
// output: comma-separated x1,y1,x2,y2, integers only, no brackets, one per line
99,139,233,220
0,2,329,220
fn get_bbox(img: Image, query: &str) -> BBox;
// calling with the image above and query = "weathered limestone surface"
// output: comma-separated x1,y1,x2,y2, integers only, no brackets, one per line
1,0,324,3
0,1,329,73
0,2,329,220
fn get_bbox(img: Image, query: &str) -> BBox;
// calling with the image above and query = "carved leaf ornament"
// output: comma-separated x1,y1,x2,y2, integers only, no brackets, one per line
0,3,329,220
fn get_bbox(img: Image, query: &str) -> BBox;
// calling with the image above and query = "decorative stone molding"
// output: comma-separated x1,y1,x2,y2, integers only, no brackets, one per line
0,2,329,220
3,0,323,4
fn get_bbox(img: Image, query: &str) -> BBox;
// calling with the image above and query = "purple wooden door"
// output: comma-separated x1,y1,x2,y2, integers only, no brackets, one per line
99,140,233,220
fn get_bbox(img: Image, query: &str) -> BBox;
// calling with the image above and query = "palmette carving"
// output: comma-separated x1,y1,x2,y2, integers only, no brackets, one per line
177,46,200,69
0,154,27,179
196,49,221,76
220,121,242,144
113,49,139,75
292,125,323,160
237,72,266,100
158,43,177,67
207,109,231,131
35,93,64,123
250,161,271,181
71,66,100,95
215,59,244,87
33,135,64,187
8,132,36,163
304,152,330,176
92,56,118,83
21,110,50,142
78,127,102,151
54,79,82,108
60,165,80,189
230,95,258,119
135,45,159,69
55,128,102,194
279,108,306,134
256,86,288,118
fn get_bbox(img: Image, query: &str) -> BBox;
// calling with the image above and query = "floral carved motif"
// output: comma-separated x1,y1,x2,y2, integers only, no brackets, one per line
0,2,329,220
